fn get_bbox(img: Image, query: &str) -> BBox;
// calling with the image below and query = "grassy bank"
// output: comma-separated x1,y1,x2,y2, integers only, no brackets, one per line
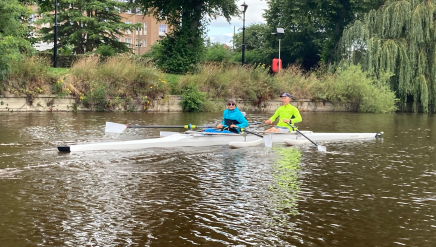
0,56,397,113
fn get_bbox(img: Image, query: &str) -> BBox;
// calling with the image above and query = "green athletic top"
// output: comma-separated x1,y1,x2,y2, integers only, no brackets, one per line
269,104,302,130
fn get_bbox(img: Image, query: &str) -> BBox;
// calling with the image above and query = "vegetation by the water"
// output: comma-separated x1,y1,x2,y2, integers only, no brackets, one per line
0,56,397,113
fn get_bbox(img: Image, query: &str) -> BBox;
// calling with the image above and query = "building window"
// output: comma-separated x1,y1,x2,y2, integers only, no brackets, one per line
144,23,147,35
159,24,167,33
125,21,132,34
143,39,147,47
136,39,142,47
136,22,142,35
125,38,131,46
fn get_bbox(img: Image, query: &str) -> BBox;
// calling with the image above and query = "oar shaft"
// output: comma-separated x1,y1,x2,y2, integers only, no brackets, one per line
295,129,318,146
128,125,214,129
243,129,264,138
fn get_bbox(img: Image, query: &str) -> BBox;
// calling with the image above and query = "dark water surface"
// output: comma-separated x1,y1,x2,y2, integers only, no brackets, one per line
0,112,435,246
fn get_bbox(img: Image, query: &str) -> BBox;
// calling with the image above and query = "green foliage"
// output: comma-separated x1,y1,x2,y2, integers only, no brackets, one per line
137,0,239,73
95,45,116,58
0,0,33,80
339,0,436,112
204,43,231,62
142,42,162,60
2,56,56,99
164,73,182,94
36,0,139,54
37,52,86,68
180,83,209,112
154,30,205,74
81,80,110,111
64,56,166,111
264,0,385,69
324,64,397,113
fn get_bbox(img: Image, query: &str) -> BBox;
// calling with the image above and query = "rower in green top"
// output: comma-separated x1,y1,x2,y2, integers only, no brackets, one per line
264,93,302,132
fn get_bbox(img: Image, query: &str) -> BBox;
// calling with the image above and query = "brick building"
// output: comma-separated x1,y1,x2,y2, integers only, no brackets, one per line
119,9,169,55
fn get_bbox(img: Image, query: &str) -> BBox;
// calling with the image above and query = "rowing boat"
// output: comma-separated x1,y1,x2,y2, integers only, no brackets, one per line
57,130,382,152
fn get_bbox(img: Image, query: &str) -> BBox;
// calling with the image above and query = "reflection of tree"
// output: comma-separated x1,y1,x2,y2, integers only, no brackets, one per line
268,146,301,226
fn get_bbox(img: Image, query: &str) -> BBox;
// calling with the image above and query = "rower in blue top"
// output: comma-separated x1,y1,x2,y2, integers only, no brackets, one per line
215,99,249,133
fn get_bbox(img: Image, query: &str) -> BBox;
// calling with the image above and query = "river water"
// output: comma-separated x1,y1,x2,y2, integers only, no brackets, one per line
0,112,435,246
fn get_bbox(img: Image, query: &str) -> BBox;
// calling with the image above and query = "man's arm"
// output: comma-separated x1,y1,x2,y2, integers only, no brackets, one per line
290,107,302,124
268,108,280,122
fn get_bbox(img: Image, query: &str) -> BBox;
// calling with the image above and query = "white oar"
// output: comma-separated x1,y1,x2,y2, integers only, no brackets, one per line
294,128,326,152
243,129,272,148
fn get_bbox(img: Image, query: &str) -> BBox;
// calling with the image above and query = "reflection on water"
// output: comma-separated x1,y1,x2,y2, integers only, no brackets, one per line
265,146,301,234
1,112,436,246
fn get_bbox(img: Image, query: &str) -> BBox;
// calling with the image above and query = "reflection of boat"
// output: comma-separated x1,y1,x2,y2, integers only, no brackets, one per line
57,130,383,152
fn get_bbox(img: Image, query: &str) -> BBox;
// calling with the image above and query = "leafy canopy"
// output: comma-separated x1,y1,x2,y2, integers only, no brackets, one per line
136,0,239,73
339,0,436,112
263,0,385,69
37,0,139,54
0,0,33,80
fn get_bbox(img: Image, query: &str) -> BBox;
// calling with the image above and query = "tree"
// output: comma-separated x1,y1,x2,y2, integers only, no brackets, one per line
263,0,385,70
137,0,239,73
231,23,276,65
37,0,139,54
0,0,33,80
339,0,436,113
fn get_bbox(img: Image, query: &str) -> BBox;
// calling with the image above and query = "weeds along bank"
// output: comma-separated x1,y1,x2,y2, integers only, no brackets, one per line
0,56,397,113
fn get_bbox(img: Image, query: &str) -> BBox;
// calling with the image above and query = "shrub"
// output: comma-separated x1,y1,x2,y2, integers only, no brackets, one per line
95,45,116,57
204,43,231,62
180,82,210,112
323,64,397,113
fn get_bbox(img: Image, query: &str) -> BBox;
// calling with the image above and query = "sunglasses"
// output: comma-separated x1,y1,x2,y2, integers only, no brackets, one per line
227,103,236,106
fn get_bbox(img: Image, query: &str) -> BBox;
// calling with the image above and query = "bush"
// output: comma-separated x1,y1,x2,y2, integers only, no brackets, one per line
204,43,231,62
180,82,211,112
153,30,205,74
323,64,397,113
95,45,116,57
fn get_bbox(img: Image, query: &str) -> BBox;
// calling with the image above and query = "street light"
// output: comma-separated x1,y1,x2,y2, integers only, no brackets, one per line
241,2,248,65
271,28,284,72
53,0,58,67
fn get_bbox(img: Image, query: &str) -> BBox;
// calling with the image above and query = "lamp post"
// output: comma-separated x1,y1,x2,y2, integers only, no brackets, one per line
241,2,248,65
53,0,58,67
271,28,284,72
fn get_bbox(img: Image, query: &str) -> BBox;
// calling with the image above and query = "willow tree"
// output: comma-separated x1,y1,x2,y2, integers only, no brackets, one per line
338,0,436,112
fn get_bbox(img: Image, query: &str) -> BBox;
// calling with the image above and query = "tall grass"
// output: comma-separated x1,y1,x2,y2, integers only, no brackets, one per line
64,56,166,111
178,63,397,113
1,56,397,113
1,56,55,97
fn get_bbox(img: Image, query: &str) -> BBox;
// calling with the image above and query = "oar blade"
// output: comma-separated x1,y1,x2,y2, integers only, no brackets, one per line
105,122,128,133
318,145,327,152
264,134,273,148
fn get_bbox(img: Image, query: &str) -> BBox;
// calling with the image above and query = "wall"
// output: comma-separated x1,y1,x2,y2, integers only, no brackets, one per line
0,94,346,112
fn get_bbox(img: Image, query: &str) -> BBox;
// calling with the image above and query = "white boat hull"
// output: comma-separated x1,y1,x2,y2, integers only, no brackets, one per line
284,132,381,146
58,131,382,152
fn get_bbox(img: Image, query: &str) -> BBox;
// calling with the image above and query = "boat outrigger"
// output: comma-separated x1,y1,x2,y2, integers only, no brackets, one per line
57,122,383,152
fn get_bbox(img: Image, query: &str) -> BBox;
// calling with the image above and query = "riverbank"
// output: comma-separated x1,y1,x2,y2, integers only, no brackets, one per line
0,94,346,112
0,56,397,113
